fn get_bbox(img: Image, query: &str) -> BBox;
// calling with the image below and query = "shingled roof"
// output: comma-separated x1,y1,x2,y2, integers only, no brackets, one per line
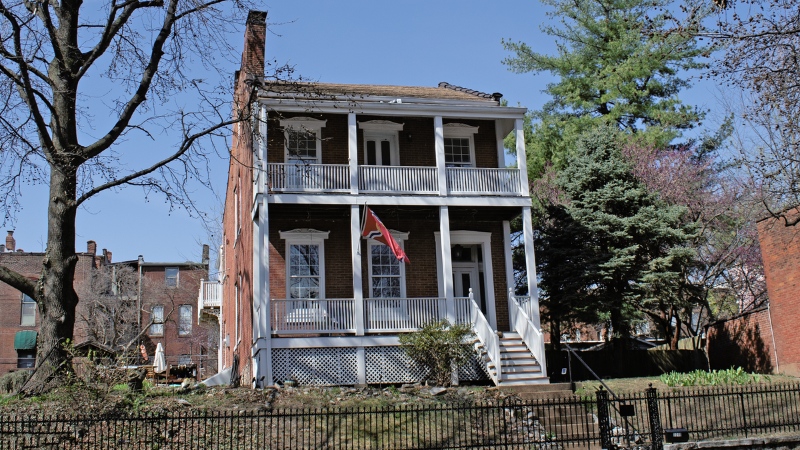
261,80,503,103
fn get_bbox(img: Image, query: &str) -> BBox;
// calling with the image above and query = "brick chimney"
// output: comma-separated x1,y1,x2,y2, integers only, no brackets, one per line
242,11,267,78
202,244,210,265
106,250,112,263
87,240,97,255
5,231,15,252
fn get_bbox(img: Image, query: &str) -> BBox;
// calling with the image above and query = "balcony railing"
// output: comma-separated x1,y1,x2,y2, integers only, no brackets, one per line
266,163,522,196
446,167,521,195
267,163,350,192
198,280,222,309
359,166,438,194
271,297,477,335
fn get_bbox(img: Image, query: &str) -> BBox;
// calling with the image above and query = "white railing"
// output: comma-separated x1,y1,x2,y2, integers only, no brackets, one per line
446,167,521,195
364,297,443,332
198,280,222,313
468,289,501,385
267,163,350,192
359,166,438,194
271,299,356,334
508,289,547,376
454,297,473,325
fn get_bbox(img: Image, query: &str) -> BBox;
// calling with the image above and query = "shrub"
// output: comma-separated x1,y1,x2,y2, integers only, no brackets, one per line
0,370,32,395
399,320,474,386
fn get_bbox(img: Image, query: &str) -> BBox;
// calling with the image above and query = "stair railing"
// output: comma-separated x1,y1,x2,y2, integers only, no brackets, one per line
468,289,501,384
508,288,548,377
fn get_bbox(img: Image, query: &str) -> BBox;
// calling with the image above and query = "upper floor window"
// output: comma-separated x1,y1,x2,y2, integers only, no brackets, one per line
150,305,164,336
21,294,35,326
178,305,192,336
280,117,327,164
165,267,179,287
443,123,479,168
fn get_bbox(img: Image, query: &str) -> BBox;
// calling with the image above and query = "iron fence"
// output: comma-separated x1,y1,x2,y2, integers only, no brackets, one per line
0,383,798,449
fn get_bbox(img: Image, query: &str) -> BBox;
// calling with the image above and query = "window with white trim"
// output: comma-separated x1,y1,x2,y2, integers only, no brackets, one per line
150,305,164,336
178,305,192,336
280,117,327,164
368,241,406,298
280,229,329,302
20,294,35,326
443,123,479,168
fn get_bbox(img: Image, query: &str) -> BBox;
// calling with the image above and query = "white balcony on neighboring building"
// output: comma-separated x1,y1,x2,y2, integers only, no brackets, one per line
198,279,222,319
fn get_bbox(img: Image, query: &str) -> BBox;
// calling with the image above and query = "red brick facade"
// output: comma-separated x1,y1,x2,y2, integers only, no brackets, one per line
0,238,98,375
756,211,800,376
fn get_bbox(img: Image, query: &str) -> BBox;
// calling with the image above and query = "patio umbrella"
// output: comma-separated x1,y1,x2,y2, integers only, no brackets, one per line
153,342,166,374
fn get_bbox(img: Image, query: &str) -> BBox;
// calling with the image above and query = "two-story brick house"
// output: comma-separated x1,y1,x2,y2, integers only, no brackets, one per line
210,11,548,387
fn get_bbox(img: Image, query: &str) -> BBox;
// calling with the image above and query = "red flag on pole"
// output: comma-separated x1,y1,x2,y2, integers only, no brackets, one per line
361,207,410,264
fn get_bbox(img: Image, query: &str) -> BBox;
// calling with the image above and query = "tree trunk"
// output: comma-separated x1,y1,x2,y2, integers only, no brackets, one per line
23,169,79,395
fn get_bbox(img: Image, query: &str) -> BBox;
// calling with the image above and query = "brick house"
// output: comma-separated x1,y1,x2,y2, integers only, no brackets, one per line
0,233,99,374
756,210,800,376
205,11,548,387
0,231,216,378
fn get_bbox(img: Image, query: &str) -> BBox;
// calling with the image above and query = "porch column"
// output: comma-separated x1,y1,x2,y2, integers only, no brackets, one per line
253,103,273,387
348,113,358,194
495,119,506,169
439,206,455,322
434,116,447,196
522,206,541,329
502,220,515,330
351,204,365,335
515,118,530,197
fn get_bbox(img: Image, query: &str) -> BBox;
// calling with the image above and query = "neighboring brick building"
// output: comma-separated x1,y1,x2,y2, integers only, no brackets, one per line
207,11,548,388
0,233,100,374
0,232,217,378
756,210,800,376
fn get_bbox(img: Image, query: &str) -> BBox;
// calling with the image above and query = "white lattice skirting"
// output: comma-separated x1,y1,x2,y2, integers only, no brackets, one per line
272,346,489,386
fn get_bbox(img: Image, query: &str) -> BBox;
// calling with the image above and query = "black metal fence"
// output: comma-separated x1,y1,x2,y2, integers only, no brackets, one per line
1,383,798,449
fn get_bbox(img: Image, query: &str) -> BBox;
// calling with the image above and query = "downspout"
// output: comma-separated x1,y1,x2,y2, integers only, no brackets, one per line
137,255,144,355
767,302,780,373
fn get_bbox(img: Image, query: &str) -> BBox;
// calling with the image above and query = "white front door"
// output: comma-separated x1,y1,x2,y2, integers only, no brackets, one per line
453,266,485,314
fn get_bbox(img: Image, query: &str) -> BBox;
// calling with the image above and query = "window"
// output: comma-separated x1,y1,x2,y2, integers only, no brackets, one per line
280,117,327,164
280,229,329,302
150,305,164,336
165,267,179,287
17,350,35,369
443,123,479,168
444,137,472,167
178,305,192,336
20,294,35,326
178,354,192,365
368,240,407,298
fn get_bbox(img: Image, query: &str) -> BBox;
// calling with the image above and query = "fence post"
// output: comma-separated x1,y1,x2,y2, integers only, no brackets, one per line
646,384,663,450
597,388,613,450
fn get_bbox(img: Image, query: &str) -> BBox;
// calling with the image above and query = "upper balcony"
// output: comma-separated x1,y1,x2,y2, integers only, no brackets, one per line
266,163,523,196
198,279,221,320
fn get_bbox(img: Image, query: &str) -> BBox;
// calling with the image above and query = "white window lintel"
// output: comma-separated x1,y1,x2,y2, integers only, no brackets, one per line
280,117,327,131
358,120,404,132
279,228,330,241
443,123,479,137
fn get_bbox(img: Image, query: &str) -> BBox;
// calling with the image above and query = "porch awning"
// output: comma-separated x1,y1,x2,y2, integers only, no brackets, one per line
14,331,37,350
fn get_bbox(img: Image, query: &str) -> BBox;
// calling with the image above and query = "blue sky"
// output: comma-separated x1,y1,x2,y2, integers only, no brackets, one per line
7,1,720,265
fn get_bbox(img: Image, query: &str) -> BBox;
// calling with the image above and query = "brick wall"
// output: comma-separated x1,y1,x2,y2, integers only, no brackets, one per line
140,264,216,376
0,246,96,375
706,307,775,374
756,211,800,376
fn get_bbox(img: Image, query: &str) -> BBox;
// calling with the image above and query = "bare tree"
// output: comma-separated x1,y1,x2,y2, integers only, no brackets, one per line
705,0,800,222
76,264,140,357
0,1,267,393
